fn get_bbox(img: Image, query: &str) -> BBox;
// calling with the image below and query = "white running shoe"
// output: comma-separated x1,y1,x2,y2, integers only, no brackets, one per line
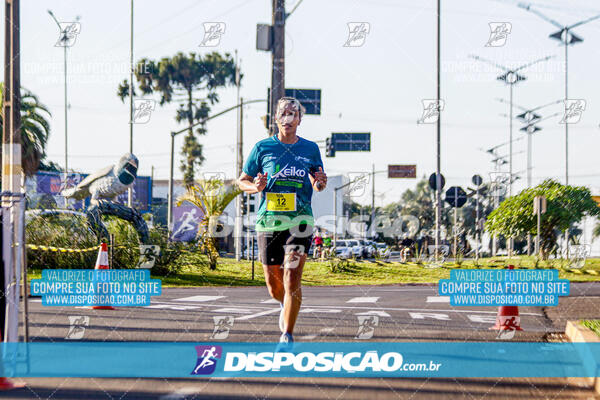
276,332,294,353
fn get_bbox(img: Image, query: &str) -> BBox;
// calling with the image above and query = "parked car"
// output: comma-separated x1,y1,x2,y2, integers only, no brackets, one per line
376,242,390,259
333,240,352,259
345,239,363,259
357,239,377,258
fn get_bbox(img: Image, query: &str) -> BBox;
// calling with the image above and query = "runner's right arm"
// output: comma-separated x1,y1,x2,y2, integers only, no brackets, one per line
238,143,267,193
238,172,267,193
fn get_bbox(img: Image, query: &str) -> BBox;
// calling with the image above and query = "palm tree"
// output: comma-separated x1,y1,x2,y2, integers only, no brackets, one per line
118,52,238,186
177,179,241,269
0,84,52,176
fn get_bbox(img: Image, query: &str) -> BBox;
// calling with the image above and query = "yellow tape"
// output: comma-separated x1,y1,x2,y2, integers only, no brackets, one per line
26,244,99,253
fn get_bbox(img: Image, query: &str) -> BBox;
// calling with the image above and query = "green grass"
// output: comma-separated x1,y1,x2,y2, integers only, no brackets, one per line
581,320,600,337
26,255,600,287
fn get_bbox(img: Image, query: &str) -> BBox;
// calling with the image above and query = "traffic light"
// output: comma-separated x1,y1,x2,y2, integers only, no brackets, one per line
241,193,247,215
325,137,335,157
261,114,270,130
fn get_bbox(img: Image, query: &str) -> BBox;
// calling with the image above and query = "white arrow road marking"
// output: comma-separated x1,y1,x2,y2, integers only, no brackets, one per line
300,308,342,313
467,315,497,324
426,296,450,303
260,299,281,304
235,308,280,320
347,297,380,303
212,308,253,314
356,310,391,317
409,312,450,321
146,304,200,311
172,295,225,302
300,327,335,340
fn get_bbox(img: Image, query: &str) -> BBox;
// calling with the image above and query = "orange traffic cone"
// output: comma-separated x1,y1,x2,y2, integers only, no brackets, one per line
0,377,25,391
490,265,523,331
91,242,115,310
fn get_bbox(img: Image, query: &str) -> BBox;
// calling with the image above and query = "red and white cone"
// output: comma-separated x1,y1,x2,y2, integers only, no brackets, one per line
91,242,115,310
490,265,523,331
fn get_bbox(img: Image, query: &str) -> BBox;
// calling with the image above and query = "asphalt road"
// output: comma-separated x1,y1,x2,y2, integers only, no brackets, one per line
3,282,599,399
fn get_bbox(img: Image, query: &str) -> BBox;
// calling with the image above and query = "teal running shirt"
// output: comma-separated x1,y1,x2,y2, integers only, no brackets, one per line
243,135,324,232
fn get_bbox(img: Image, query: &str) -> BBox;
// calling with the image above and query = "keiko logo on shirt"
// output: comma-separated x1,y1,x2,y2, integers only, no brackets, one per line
272,164,306,179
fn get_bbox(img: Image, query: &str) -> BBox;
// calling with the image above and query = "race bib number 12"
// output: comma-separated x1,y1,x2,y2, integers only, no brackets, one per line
266,192,296,212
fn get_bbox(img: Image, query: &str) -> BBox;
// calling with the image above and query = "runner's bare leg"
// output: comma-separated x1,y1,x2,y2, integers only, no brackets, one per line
282,252,306,334
263,264,284,303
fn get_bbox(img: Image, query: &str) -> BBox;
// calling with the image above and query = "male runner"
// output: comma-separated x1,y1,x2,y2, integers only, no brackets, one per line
238,97,327,348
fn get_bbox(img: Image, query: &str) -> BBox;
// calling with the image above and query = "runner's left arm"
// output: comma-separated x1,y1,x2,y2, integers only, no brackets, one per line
309,143,327,191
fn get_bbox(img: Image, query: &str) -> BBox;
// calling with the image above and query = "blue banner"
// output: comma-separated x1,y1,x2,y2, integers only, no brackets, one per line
1,342,599,378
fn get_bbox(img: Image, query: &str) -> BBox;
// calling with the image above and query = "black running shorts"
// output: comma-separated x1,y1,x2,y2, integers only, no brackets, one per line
257,224,313,266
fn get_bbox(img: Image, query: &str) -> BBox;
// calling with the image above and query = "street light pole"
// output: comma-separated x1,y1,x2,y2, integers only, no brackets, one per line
128,0,134,207
48,10,69,176
167,99,267,231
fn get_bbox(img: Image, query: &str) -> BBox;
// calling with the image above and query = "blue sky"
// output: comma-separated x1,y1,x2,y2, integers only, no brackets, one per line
11,0,600,206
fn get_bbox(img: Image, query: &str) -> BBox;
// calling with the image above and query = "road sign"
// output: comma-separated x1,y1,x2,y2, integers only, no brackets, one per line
445,186,467,208
268,88,321,115
256,24,272,51
533,196,546,215
331,133,370,152
388,165,416,178
429,173,445,191
472,174,483,186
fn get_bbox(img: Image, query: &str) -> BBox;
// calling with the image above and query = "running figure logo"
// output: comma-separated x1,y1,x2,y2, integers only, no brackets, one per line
355,315,379,339
417,100,444,124
65,316,89,340
210,316,234,340
344,22,370,47
560,99,586,124
137,245,160,269
191,345,222,375
171,207,202,241
54,22,81,47
485,22,512,47
200,22,226,47
133,99,156,124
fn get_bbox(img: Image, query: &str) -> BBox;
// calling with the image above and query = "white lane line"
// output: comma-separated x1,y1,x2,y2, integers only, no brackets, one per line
300,327,335,340
172,295,225,302
427,296,450,303
144,301,543,316
467,315,497,324
159,388,197,400
356,310,391,317
409,312,450,321
235,308,280,321
347,297,380,303
300,308,341,313
212,308,253,314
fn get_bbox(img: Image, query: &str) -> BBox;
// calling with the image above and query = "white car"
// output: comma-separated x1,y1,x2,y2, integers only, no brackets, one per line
346,239,363,259
376,242,390,259
333,240,352,259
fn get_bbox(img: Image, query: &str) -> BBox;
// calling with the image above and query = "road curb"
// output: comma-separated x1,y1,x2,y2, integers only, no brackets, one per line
565,320,600,394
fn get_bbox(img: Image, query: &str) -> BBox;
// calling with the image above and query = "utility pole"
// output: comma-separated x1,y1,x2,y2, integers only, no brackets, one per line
234,50,242,260
128,0,134,207
269,0,285,136
435,0,442,260
371,163,375,239
3,0,23,343
235,97,244,260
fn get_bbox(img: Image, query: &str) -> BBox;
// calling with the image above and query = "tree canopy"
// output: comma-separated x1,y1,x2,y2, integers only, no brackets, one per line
485,179,600,258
